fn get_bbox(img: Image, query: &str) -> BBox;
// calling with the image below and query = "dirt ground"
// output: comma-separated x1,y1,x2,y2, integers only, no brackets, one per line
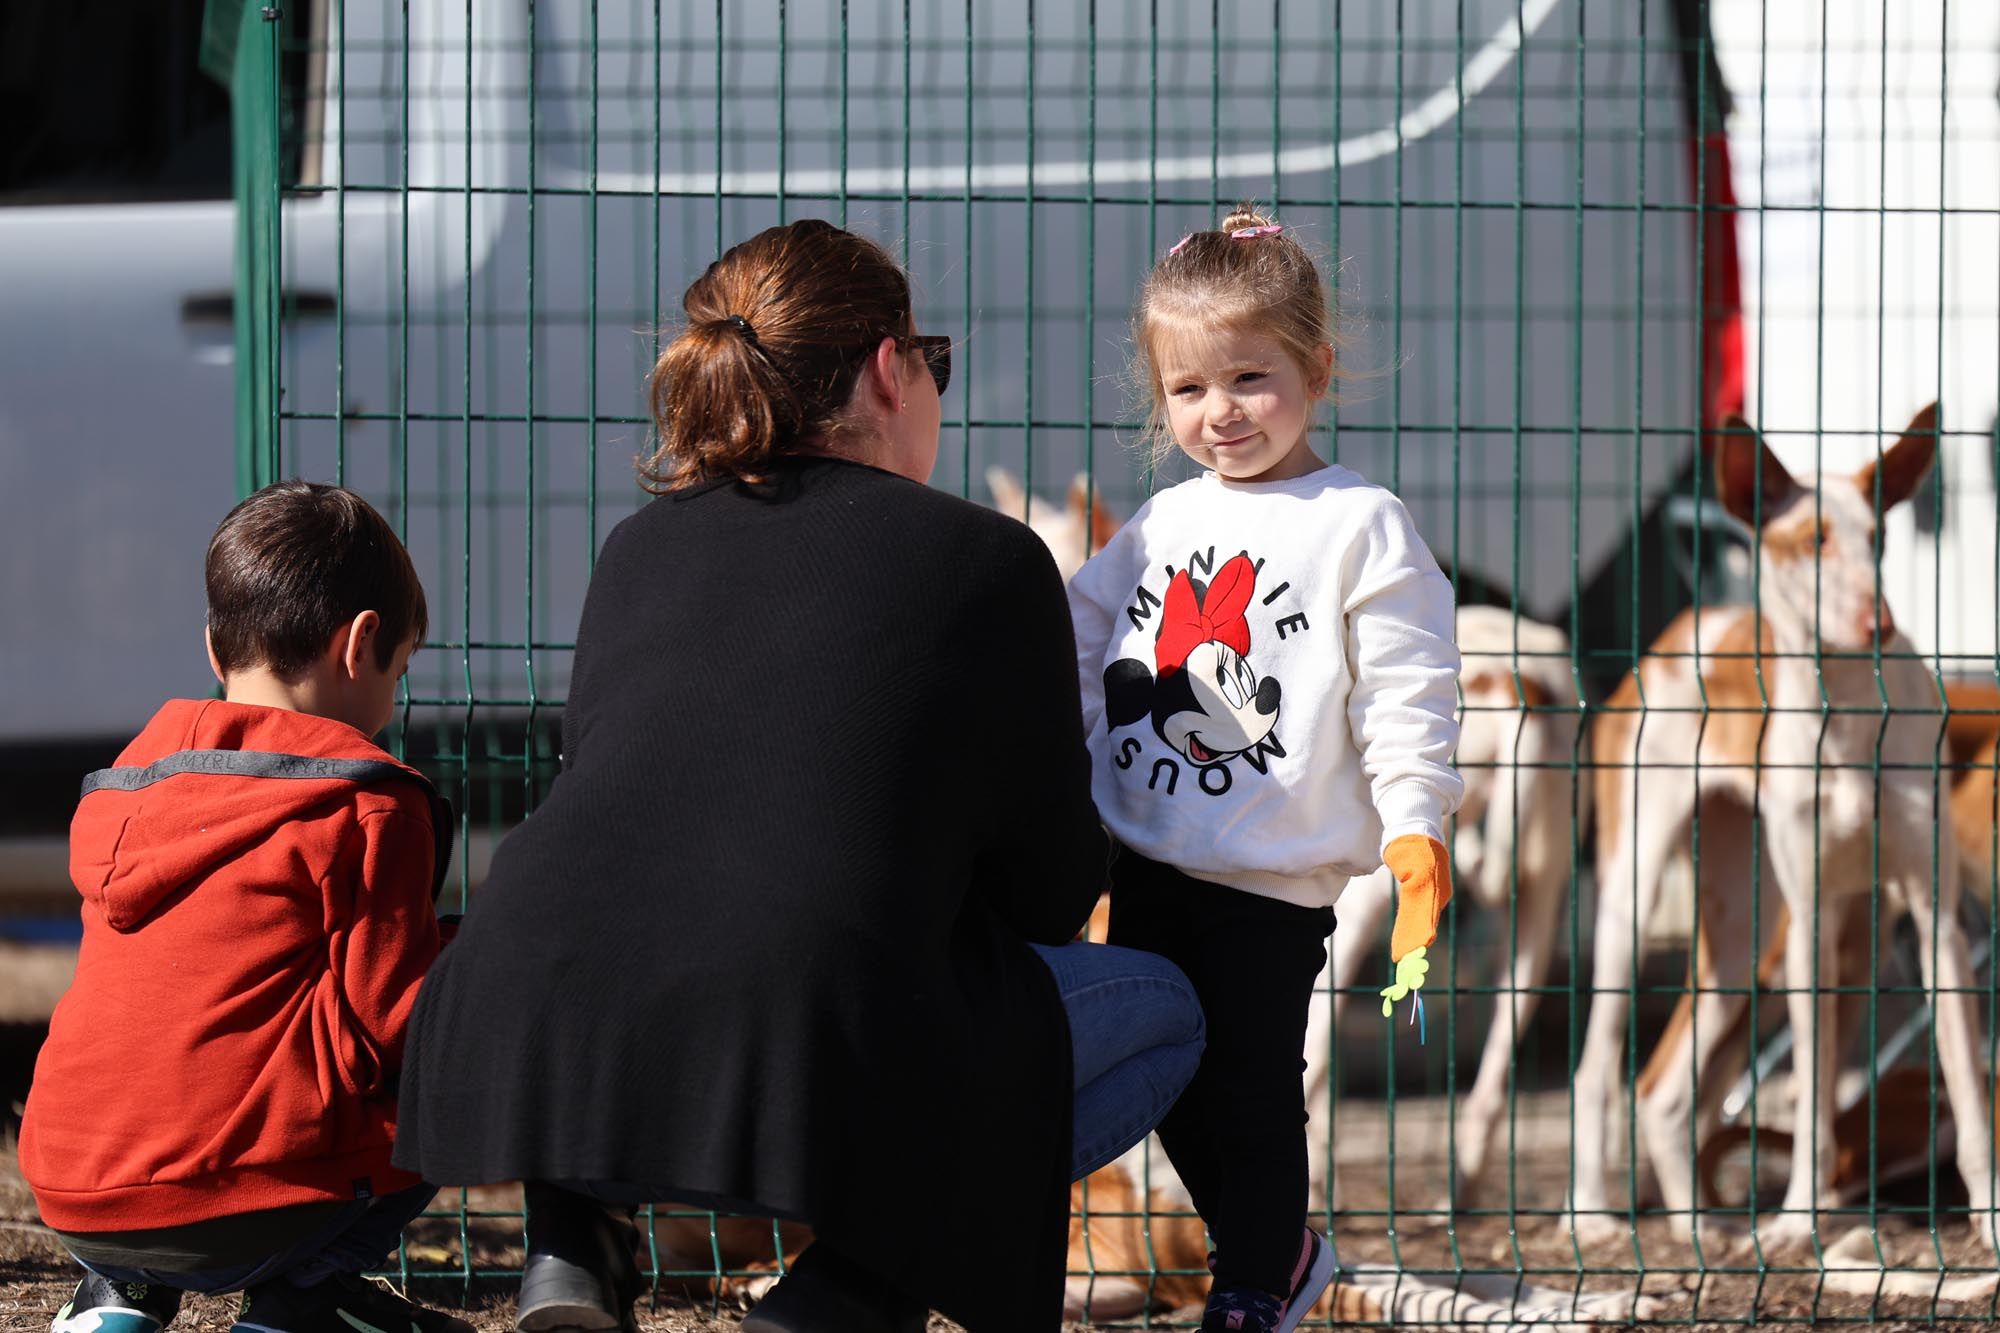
6,1089,2000,1331
0,940,1991,1331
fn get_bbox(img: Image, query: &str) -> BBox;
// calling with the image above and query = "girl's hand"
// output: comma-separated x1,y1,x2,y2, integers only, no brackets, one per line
1385,834,1452,962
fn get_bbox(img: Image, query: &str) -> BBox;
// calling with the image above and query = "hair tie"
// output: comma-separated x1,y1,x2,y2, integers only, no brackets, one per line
1167,223,1282,258
724,314,759,346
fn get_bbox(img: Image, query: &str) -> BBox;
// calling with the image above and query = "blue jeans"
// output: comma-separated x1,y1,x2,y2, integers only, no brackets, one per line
1030,940,1206,1179
77,1185,437,1294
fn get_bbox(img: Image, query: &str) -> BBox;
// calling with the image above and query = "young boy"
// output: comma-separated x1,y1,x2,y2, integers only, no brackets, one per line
20,481,467,1333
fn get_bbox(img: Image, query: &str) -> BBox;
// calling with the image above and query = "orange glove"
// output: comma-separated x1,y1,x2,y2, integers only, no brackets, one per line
1385,834,1452,963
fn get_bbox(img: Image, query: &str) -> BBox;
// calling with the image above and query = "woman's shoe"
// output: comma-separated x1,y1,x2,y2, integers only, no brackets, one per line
515,1185,641,1333
740,1244,925,1333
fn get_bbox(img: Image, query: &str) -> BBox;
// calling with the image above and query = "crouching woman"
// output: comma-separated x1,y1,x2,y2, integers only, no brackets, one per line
390,219,1205,1333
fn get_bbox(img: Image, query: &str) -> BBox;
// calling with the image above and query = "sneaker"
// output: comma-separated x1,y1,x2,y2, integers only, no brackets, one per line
1201,1230,1336,1333
1200,1284,1283,1333
231,1273,474,1333
1274,1229,1335,1333
51,1274,183,1333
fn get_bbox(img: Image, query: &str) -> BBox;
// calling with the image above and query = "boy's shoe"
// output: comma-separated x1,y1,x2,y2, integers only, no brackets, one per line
51,1274,183,1333
1201,1229,1336,1333
231,1273,474,1333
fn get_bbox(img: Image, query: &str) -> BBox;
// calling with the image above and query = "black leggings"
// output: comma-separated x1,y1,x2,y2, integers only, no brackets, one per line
1107,849,1334,1299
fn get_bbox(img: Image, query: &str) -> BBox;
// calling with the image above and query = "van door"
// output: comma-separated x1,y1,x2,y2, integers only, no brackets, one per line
0,0,523,746
0,1,243,743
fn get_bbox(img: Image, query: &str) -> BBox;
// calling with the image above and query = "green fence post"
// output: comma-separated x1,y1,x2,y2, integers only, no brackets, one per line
227,0,283,497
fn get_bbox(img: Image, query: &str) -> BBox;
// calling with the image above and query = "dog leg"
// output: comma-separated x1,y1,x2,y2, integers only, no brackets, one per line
1636,794,1762,1239
1570,796,1681,1243
1306,867,1394,1205
1638,979,1749,1238
1760,874,1841,1255
1328,866,1394,1029
1339,1265,1667,1327
1893,824,2000,1252
1453,849,1561,1207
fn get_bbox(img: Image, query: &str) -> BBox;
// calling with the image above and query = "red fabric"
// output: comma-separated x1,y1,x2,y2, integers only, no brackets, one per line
20,700,441,1233
1154,553,1257,674
1693,128,1746,430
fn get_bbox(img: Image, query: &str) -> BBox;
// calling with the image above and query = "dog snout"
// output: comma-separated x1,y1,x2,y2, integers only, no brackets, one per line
1865,598,1896,645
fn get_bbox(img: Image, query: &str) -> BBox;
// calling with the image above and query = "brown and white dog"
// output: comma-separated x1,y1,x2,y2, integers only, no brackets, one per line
1569,403,1997,1253
1313,604,1588,1205
984,467,1120,583
1639,676,2000,1219
1065,1133,1658,1329
1949,681,2000,911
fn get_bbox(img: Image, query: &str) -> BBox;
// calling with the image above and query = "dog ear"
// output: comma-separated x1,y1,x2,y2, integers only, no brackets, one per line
1104,658,1156,731
1089,498,1121,555
1710,415,1799,528
1856,401,1939,515
985,465,1027,519
1066,473,1122,554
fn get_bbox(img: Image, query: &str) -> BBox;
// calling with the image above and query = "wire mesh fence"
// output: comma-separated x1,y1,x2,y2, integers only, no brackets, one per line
223,0,2000,1324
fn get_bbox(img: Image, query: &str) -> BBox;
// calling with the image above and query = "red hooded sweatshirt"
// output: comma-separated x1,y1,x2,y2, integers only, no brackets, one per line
21,699,447,1233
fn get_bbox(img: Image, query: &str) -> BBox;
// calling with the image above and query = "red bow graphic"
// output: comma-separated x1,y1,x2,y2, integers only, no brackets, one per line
1154,553,1256,674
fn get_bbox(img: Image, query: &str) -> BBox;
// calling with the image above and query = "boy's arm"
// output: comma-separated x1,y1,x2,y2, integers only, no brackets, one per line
1342,497,1464,960
325,804,443,1097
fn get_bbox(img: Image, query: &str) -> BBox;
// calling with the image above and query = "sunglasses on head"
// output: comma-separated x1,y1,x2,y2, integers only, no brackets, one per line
907,334,952,396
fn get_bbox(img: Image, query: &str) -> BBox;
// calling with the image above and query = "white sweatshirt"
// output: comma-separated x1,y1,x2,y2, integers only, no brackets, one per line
1069,464,1465,908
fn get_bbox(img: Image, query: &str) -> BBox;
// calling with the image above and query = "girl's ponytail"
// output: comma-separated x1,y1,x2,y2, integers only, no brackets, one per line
1218,205,1277,234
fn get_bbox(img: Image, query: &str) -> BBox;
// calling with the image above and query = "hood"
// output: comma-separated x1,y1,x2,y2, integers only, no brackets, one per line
70,699,433,931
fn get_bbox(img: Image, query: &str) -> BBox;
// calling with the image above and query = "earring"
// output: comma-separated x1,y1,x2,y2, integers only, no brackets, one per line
900,400,907,409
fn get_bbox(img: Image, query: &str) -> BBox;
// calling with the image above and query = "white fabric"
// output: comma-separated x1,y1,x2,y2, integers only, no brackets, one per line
1070,464,1464,907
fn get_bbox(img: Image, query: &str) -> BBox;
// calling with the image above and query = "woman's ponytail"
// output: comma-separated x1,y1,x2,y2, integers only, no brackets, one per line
641,221,914,492
642,317,802,492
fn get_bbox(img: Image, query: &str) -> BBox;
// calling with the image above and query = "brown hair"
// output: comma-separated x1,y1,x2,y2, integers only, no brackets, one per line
1132,205,1342,458
205,480,428,679
643,219,919,492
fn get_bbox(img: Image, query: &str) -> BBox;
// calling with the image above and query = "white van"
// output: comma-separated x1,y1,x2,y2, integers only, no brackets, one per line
7,0,1987,761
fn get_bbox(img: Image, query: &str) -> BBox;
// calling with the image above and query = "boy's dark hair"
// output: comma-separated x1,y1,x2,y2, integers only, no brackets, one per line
206,480,428,679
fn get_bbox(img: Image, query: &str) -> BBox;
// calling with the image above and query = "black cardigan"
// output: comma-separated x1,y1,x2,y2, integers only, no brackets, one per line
394,456,1108,1331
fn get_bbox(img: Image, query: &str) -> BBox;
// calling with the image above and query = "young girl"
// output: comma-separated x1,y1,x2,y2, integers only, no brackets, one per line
1069,208,1464,1333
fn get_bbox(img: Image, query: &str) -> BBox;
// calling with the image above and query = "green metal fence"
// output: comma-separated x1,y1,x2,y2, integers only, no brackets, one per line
226,0,2000,1325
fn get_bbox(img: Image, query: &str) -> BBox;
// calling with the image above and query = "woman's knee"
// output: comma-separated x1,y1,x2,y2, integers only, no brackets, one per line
1117,945,1206,1051
1036,940,1205,1046
1038,945,1203,1102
